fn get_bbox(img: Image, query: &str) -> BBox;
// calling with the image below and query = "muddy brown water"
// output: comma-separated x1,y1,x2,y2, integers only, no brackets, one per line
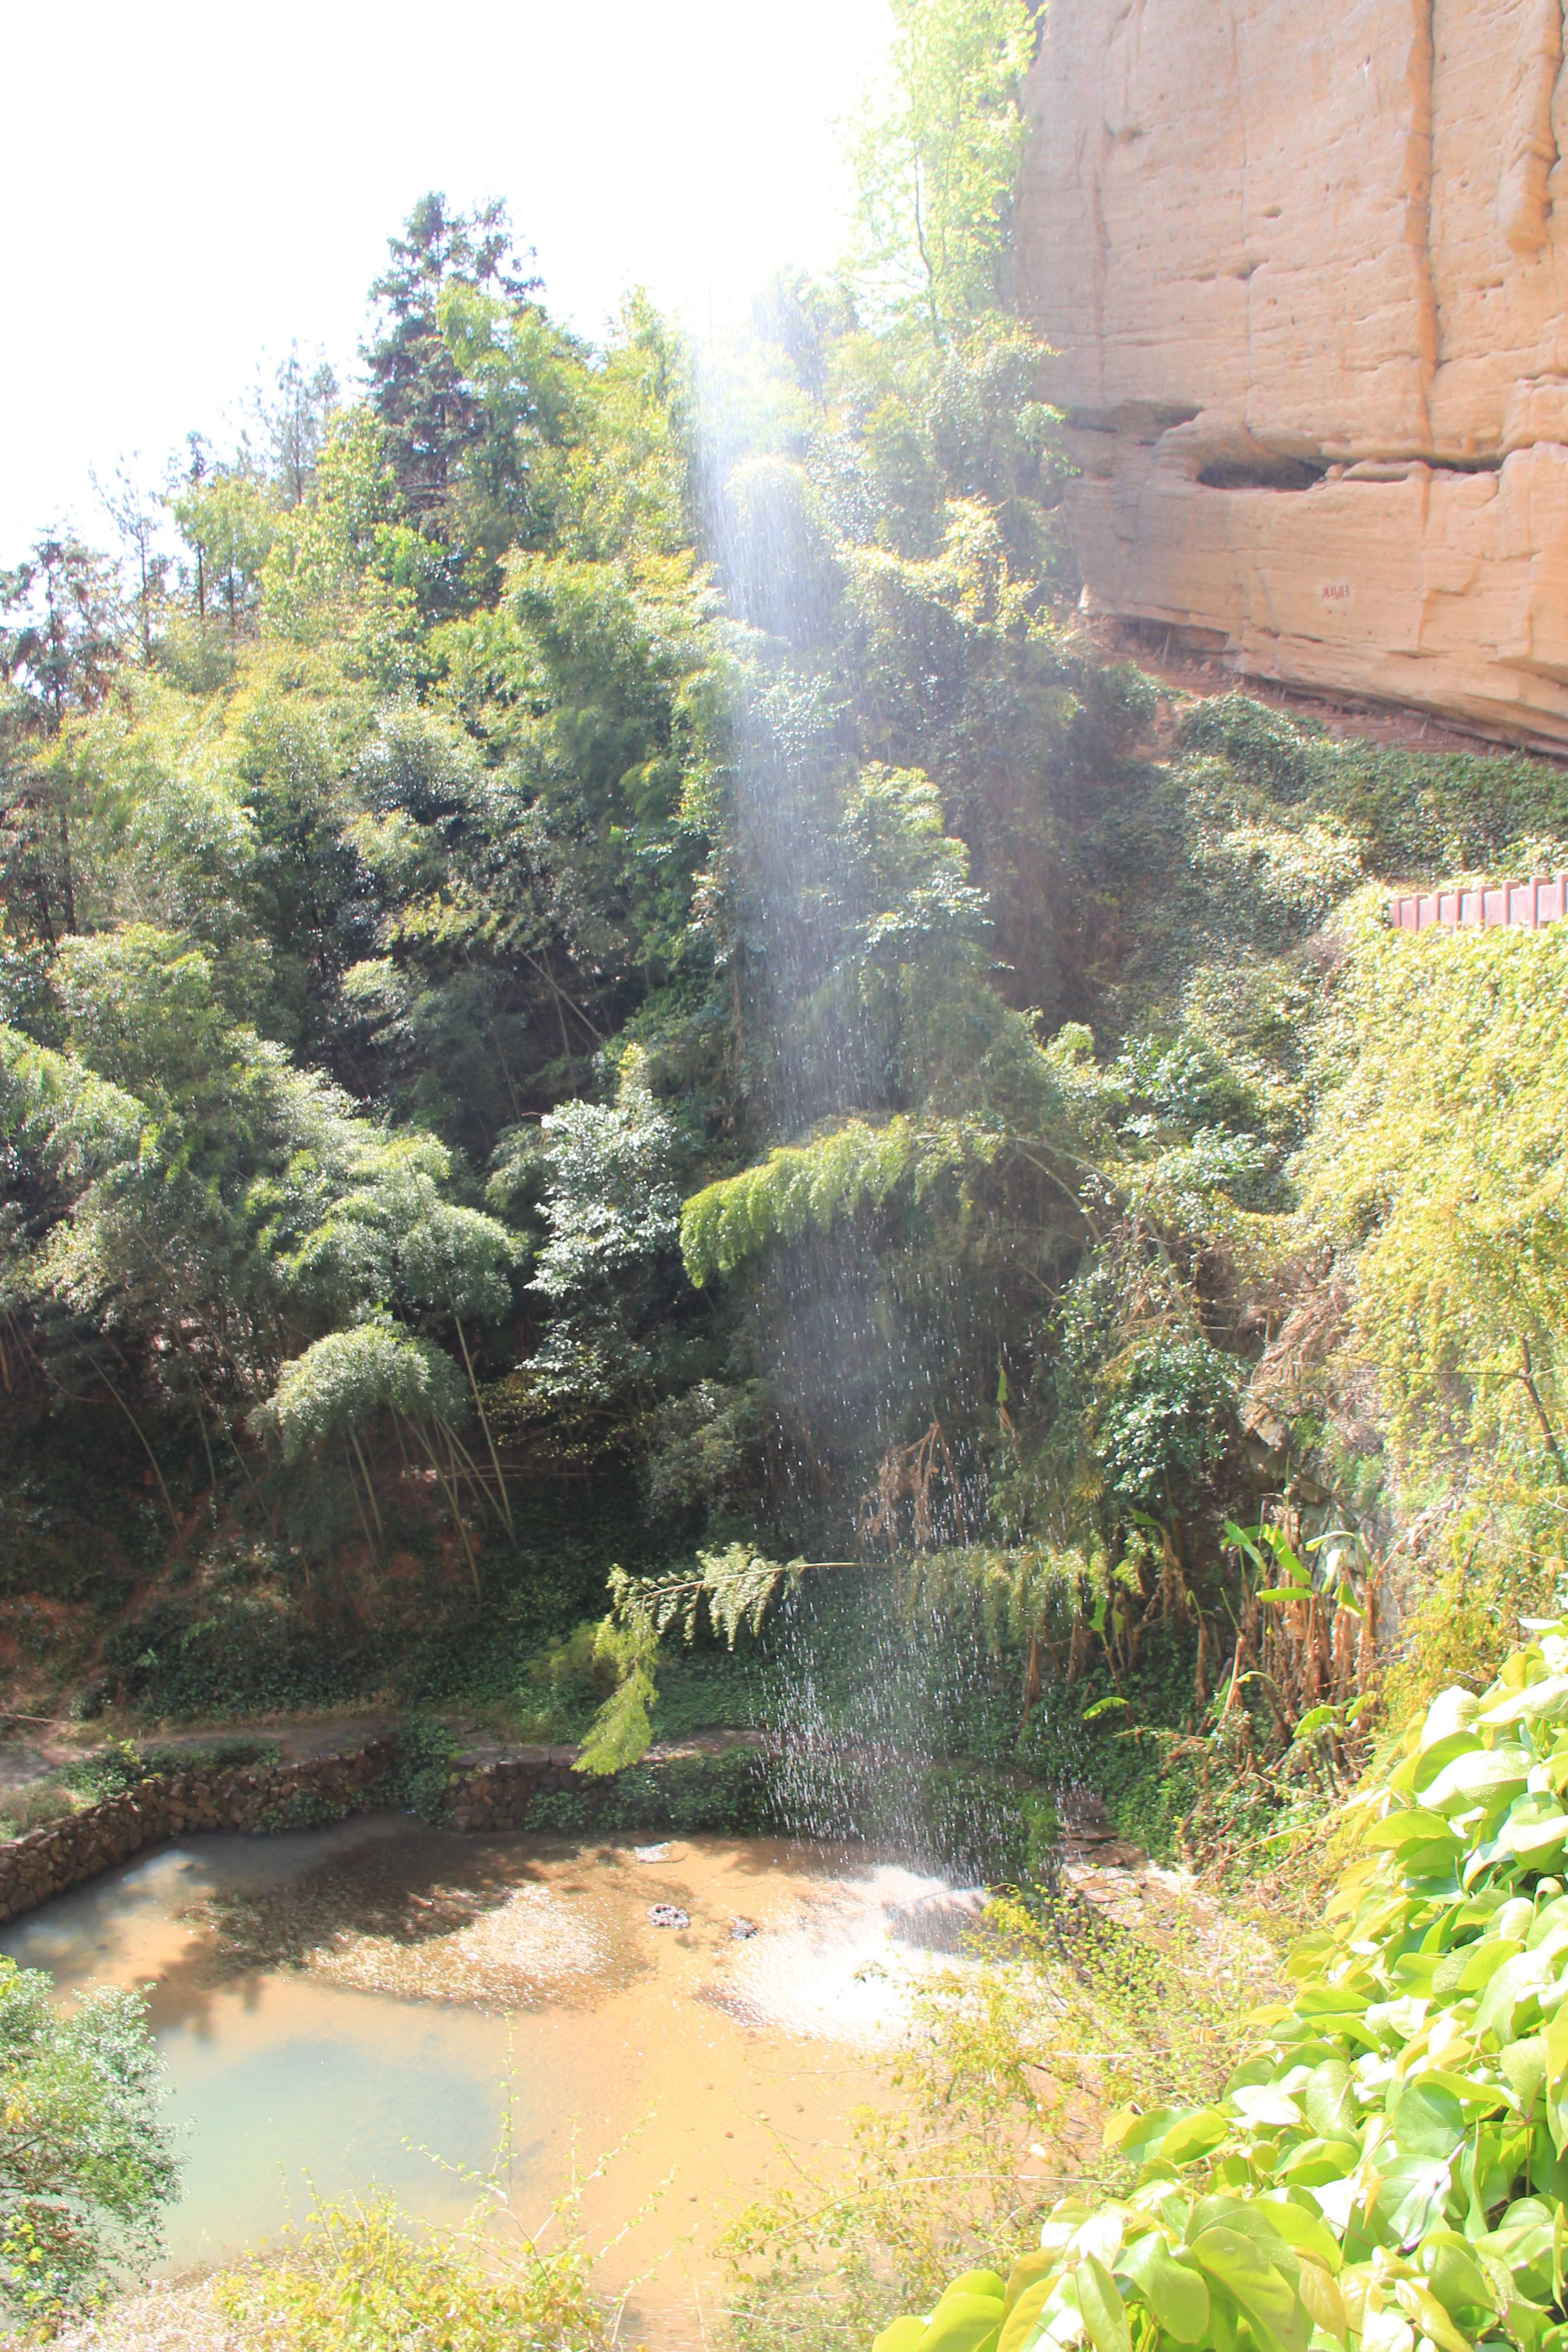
1,1815,986,2346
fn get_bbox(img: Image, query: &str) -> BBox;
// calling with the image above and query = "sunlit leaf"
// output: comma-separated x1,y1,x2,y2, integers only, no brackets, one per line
1159,2109,1232,2164
1118,2235,1210,2345
917,2289,1006,2352
1074,2256,1130,2352
1188,2228,1306,2352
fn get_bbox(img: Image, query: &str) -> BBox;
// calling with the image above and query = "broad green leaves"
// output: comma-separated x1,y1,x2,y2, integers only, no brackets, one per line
1117,2231,1210,2342
884,1623,1568,2352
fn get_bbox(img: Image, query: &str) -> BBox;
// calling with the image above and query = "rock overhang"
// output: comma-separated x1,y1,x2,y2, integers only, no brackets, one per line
1016,0,1568,750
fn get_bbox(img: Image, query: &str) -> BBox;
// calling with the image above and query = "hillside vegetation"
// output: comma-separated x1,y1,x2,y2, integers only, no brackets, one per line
3,0,1568,2345
0,0,1563,1855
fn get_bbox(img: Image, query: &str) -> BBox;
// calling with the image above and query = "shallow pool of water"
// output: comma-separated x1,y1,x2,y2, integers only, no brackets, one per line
2,1816,983,2344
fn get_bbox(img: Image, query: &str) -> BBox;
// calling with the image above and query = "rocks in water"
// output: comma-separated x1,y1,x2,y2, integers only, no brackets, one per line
887,1890,990,1953
729,1916,758,1939
647,1902,689,1929
633,1843,671,1862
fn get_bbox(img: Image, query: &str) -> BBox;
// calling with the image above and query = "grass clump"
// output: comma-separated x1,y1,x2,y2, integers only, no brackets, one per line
875,1614,1568,2352
211,2078,646,2352
722,1883,1268,2352
0,1782,78,1840
211,2193,610,2352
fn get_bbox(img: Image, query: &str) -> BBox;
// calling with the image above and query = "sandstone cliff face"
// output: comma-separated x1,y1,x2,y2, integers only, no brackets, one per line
1016,0,1568,749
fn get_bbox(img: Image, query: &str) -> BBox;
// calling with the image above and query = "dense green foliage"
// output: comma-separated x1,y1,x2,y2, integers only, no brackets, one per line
0,0,1563,1881
0,1960,178,2322
1302,903,1568,1504
4,8,1568,2346
0,1,1101,1734
882,1619,1568,2352
845,0,1039,328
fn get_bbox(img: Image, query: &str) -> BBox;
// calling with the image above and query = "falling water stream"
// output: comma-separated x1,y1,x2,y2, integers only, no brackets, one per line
3,1814,987,2343
6,314,1065,2343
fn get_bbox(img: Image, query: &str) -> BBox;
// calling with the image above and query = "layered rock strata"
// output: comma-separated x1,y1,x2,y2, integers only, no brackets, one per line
1016,0,1568,749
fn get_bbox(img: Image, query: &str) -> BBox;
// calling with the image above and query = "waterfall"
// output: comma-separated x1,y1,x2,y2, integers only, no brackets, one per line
691,310,1074,1882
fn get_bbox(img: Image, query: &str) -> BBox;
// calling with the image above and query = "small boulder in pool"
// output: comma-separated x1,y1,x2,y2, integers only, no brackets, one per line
648,1902,689,1929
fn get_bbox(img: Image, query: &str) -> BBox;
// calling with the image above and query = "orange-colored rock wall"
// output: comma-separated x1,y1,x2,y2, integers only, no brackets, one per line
1016,0,1568,749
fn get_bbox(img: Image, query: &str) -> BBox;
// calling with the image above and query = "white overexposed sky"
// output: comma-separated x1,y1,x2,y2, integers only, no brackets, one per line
0,0,893,559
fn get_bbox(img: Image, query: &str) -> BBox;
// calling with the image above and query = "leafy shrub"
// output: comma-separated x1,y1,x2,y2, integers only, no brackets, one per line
59,1736,279,1803
0,1960,179,2323
1092,1336,1239,1509
98,1592,371,1720
1312,740,1568,877
524,1748,769,1838
524,1739,1054,1868
214,2196,602,2350
524,1787,597,1836
882,1617,1568,2352
1175,695,1313,801
373,1717,457,1823
1073,661,1158,760
1303,902,1568,1505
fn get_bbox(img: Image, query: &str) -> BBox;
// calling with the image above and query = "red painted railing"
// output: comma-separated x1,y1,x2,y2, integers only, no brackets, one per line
1388,872,1568,933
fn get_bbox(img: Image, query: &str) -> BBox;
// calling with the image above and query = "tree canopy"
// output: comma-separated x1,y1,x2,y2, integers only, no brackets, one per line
0,1,1563,1835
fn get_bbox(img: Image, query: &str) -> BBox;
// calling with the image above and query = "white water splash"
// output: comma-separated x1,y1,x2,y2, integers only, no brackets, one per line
710,1860,987,2048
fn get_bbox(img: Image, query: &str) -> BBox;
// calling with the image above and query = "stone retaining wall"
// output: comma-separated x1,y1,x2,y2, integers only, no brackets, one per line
0,1735,691,1924
0,1731,1078,1923
0,1735,610,1925
0,1739,402,1924
444,1745,585,1832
